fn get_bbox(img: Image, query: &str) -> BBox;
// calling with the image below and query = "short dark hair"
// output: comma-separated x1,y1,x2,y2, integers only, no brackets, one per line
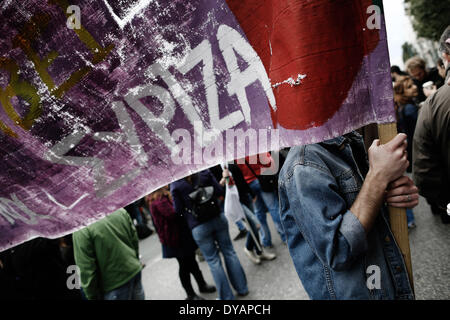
439,25,450,54
391,65,401,74
390,65,408,76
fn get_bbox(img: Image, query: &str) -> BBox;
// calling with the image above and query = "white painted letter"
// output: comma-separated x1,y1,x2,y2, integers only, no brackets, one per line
217,24,276,123
179,39,244,133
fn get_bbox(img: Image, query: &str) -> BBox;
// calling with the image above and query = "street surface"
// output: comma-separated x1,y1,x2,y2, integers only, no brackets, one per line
139,194,450,300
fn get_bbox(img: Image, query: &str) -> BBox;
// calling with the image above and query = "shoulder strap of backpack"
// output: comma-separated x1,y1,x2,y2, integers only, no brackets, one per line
244,158,259,179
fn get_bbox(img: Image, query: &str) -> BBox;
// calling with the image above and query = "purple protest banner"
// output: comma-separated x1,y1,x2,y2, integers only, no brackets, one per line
0,0,395,251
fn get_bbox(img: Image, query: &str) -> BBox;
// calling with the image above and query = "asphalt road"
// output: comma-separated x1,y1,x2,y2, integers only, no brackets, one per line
408,195,450,299
139,194,450,300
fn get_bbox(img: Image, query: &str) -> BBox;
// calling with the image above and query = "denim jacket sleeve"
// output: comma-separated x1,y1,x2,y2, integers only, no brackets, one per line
280,163,368,271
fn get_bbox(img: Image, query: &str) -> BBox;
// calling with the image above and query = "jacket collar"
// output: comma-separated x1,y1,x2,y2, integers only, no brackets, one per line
321,135,346,147
320,131,361,148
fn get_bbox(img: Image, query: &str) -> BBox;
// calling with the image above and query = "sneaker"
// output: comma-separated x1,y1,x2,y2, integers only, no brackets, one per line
258,250,276,261
233,229,247,241
199,283,216,293
244,247,261,264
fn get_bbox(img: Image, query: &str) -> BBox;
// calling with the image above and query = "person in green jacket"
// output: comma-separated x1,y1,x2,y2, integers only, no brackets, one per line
73,208,145,300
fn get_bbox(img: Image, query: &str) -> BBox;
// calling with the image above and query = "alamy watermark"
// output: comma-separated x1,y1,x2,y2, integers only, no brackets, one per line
366,5,381,30
66,265,81,290
366,265,381,290
66,5,81,30
170,122,281,174
66,4,381,31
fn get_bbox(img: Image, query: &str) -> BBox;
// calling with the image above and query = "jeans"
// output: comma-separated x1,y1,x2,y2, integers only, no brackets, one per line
235,220,246,232
191,213,248,300
103,271,145,300
260,189,286,243
406,208,415,225
242,205,262,255
248,179,286,246
241,193,255,213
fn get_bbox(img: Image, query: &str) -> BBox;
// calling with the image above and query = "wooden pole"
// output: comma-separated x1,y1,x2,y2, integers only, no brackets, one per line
377,123,414,292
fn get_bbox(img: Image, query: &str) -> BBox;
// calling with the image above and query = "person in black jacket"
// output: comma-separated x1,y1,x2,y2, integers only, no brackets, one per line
170,169,248,300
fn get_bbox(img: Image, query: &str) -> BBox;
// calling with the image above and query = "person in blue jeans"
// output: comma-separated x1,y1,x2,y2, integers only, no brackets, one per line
73,209,145,300
252,180,286,246
103,272,145,300
170,169,248,300
238,154,286,248
247,177,286,247
221,165,276,264
234,220,248,241
191,214,248,299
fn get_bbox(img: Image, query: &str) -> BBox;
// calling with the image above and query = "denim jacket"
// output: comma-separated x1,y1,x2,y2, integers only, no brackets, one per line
278,132,414,300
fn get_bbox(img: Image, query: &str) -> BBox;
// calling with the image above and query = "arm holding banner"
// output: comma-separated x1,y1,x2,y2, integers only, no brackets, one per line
378,123,415,291
350,134,409,232
385,176,419,209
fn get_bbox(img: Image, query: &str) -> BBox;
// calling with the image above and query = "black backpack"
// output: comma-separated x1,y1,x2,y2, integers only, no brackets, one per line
188,179,221,223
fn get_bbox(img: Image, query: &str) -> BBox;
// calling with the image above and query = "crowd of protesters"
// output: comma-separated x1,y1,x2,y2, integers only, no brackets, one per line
0,26,449,301
390,25,450,225
0,158,283,301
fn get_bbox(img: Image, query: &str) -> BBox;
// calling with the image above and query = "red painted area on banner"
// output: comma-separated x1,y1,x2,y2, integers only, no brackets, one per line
227,0,380,130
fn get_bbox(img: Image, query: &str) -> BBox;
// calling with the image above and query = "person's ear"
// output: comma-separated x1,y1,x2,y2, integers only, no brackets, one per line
443,52,450,68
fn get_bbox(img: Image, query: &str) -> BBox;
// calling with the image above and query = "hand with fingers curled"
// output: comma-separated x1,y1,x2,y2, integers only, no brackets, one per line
367,133,409,187
385,175,419,209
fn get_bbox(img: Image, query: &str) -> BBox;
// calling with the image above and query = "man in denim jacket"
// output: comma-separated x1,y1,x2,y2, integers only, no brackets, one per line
279,131,418,299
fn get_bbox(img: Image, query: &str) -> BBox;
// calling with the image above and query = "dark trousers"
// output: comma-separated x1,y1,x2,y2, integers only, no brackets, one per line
176,254,206,296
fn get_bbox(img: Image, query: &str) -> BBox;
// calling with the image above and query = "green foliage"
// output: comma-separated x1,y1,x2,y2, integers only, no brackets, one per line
402,42,418,63
404,0,450,41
